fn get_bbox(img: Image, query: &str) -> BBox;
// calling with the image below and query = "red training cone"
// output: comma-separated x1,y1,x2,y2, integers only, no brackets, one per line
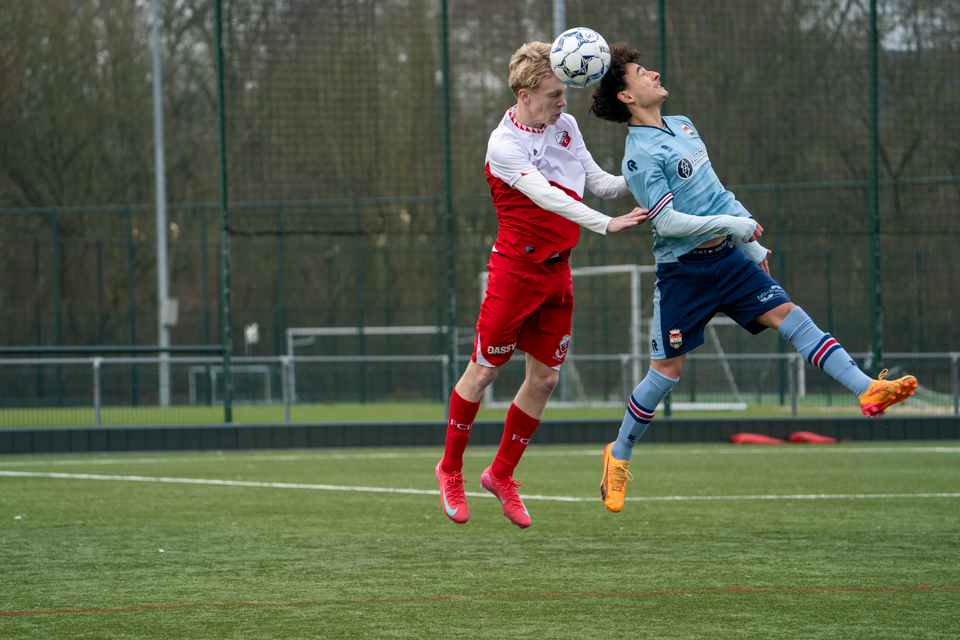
789,431,839,444
730,433,787,445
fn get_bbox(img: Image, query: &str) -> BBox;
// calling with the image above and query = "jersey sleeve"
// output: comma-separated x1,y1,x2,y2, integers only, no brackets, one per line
623,150,673,220
566,116,596,167
486,133,537,188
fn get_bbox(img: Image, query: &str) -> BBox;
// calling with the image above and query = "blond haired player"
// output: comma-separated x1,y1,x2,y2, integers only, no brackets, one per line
435,42,648,528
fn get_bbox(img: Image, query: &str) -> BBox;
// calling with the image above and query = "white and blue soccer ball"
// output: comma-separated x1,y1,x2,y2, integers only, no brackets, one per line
550,27,611,88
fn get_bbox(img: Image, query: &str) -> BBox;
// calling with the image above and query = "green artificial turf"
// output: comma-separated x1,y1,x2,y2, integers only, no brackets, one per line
1,442,958,638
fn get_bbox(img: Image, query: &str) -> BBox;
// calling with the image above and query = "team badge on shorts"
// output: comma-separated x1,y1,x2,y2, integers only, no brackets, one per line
555,334,571,360
669,328,683,349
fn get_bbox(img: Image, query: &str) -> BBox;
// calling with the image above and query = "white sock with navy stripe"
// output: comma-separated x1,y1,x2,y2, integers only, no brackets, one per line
611,367,678,461
778,307,872,397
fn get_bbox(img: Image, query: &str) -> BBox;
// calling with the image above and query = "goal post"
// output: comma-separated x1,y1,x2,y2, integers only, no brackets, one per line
285,325,449,402
478,264,746,411
480,264,654,390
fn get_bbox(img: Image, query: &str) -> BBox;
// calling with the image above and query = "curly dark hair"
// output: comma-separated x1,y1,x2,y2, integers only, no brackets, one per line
589,43,642,123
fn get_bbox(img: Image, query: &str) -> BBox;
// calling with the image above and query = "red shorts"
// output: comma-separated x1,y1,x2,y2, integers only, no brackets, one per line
472,252,573,370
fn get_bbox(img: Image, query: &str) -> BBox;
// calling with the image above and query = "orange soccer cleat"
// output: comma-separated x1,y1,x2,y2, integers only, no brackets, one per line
859,369,918,418
600,442,633,512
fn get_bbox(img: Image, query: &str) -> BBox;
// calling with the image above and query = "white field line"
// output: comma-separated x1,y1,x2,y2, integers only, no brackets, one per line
0,446,958,468
1,471,958,503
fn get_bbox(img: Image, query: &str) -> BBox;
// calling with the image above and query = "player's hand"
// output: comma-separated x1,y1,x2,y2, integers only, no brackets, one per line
607,207,650,234
745,221,764,243
758,250,772,275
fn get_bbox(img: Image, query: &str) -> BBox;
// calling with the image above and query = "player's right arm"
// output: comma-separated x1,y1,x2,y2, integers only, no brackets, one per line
488,137,645,235
513,172,646,234
624,150,758,242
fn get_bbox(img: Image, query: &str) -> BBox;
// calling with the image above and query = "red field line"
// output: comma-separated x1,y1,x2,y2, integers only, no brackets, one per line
2,585,957,617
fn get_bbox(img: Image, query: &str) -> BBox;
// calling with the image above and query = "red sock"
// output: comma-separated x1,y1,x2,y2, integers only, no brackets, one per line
440,389,481,473
491,403,540,479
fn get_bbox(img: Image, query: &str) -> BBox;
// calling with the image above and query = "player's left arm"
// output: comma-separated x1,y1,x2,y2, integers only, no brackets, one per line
683,115,771,269
583,162,631,199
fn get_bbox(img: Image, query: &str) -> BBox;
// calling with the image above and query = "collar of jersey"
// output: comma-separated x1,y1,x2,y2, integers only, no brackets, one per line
628,119,676,137
508,106,546,134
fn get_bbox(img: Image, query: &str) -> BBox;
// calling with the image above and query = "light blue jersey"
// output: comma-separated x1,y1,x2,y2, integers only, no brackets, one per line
623,116,754,263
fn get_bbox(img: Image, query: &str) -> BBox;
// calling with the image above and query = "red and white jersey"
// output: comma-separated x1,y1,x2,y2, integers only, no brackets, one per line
485,107,597,264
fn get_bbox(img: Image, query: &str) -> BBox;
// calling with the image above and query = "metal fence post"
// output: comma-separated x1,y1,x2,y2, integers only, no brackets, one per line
52,210,63,407
867,0,884,376
952,353,959,417
621,355,630,402
93,357,102,426
788,353,798,417
441,355,450,423
213,0,233,423
630,266,642,388
124,206,139,406
775,187,786,405
281,355,292,424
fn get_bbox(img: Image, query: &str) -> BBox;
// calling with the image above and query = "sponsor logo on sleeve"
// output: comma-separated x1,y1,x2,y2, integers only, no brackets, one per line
681,124,698,137
627,159,638,172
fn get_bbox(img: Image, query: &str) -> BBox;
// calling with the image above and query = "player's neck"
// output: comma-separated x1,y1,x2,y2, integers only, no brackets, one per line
514,103,547,130
629,105,664,129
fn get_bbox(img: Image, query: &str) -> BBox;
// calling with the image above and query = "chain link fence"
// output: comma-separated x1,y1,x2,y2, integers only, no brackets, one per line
1,0,958,426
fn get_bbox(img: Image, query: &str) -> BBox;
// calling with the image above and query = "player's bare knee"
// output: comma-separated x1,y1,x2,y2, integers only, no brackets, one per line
651,357,684,380
457,362,500,399
469,365,499,389
529,369,560,396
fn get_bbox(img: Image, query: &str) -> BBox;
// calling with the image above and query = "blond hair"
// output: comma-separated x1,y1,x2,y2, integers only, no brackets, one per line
508,42,553,96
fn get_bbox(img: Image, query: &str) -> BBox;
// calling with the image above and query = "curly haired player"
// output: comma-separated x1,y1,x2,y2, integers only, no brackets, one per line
435,42,648,528
589,43,918,513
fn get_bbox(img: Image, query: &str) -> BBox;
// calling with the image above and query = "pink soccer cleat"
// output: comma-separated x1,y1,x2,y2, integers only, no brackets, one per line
436,461,470,524
480,466,531,528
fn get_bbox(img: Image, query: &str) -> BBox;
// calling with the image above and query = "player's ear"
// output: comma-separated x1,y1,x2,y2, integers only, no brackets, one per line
617,89,634,105
517,87,529,104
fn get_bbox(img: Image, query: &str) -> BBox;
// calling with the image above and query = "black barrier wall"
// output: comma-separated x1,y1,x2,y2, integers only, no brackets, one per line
1,418,957,455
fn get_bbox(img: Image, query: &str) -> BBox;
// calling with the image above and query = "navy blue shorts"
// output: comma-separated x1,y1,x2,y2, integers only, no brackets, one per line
651,243,791,360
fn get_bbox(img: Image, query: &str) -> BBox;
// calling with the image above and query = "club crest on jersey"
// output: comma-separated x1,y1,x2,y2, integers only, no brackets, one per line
555,131,571,148
669,329,683,349
681,124,698,137
555,334,571,360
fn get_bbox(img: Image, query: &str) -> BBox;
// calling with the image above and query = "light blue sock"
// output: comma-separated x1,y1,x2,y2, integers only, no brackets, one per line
778,307,872,397
611,367,678,461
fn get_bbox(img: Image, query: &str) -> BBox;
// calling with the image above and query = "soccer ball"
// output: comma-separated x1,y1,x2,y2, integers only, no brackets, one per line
550,27,611,88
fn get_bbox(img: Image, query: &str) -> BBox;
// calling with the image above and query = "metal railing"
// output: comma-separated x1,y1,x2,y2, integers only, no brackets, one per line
0,351,956,426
